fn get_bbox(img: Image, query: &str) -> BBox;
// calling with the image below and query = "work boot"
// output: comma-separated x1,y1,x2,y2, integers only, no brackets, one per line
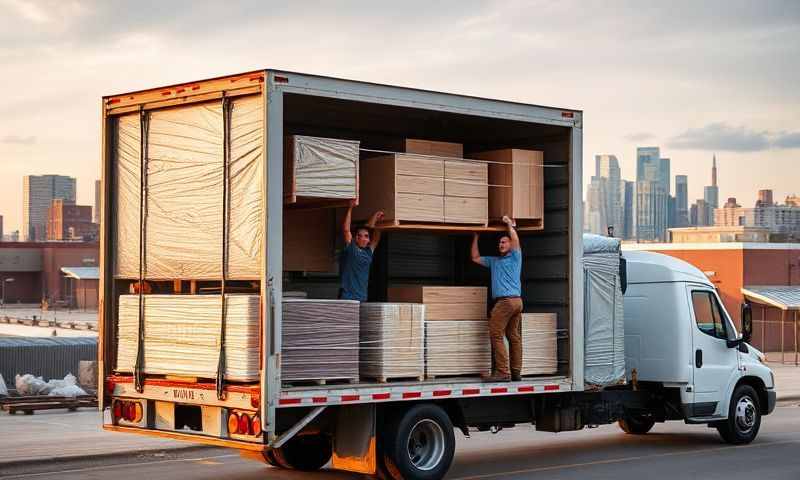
511,370,522,382
482,371,511,382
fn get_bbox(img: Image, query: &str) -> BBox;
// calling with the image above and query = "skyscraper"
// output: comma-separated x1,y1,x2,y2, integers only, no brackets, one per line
660,158,671,196
704,155,719,209
94,179,101,224
22,175,76,241
623,181,634,239
635,147,669,241
593,155,624,234
757,189,774,207
675,175,689,227
636,147,661,182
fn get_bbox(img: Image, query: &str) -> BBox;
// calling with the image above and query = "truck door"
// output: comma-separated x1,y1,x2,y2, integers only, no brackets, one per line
688,287,740,416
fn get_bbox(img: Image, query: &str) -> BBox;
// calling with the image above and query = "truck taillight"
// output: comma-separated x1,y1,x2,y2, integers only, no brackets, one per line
228,412,240,434
251,416,262,436
238,413,251,435
114,400,143,423
113,401,122,420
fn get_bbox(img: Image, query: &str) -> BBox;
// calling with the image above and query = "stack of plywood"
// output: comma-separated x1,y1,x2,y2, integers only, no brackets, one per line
359,303,425,382
116,294,260,381
284,135,360,205
356,140,487,226
520,313,558,376
472,149,544,230
281,299,360,384
388,286,490,378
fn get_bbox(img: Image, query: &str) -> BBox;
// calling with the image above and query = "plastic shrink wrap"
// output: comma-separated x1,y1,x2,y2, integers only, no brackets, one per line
359,303,425,381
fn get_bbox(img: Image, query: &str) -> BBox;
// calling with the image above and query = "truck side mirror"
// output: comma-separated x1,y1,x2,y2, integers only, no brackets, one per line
741,303,753,344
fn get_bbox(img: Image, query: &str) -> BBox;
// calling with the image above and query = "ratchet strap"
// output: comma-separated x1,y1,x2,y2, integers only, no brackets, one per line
134,108,150,393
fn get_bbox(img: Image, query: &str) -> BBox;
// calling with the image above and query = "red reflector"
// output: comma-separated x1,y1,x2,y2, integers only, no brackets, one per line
113,401,122,419
191,85,200,90
176,88,185,94
238,414,251,435
161,90,171,96
274,75,289,84
250,395,260,409
402,392,421,399
227,412,240,434
433,390,451,397
462,388,481,395
490,387,508,394
249,75,264,83
312,397,327,403
106,379,116,395
341,395,360,402
518,386,535,393
279,398,301,406
562,111,574,118
372,393,391,400
251,416,262,436
544,385,560,391
107,98,121,105
124,402,136,421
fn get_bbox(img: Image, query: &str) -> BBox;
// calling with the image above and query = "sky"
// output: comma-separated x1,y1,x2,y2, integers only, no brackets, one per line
1,0,798,233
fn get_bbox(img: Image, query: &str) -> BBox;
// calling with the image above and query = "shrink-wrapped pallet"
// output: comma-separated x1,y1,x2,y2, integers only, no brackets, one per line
520,313,558,375
116,294,260,381
583,234,625,387
282,299,360,383
284,135,360,203
359,303,425,382
425,320,491,378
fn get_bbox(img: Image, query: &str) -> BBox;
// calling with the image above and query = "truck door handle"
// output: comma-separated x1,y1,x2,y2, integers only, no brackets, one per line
695,349,703,368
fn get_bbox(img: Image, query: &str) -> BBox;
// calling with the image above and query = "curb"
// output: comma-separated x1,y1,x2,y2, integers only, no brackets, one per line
0,444,217,471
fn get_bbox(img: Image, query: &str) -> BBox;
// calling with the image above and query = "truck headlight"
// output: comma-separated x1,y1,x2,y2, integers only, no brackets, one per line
756,351,767,364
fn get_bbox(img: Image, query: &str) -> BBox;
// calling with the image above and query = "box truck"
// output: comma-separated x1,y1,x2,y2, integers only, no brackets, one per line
99,70,775,480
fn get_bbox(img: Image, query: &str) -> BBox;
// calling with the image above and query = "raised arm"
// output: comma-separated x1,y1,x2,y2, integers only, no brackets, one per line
471,232,485,266
342,204,354,245
367,210,385,251
502,215,520,251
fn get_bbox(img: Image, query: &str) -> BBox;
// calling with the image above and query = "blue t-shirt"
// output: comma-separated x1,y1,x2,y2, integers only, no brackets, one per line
340,242,374,301
480,249,522,299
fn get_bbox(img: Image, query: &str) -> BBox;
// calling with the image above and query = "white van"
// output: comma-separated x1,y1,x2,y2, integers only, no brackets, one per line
623,250,776,443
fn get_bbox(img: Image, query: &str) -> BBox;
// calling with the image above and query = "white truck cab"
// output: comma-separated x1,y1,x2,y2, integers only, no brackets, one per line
623,250,776,443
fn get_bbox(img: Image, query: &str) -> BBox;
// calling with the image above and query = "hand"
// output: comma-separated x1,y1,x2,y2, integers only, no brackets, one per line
348,199,357,207
502,215,515,226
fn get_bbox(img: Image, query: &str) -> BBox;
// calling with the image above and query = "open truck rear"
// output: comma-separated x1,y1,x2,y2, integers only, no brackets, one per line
98,69,585,478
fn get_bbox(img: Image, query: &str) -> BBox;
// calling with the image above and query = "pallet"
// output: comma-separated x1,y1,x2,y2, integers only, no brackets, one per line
282,377,357,387
0,395,97,415
424,373,488,381
361,375,426,384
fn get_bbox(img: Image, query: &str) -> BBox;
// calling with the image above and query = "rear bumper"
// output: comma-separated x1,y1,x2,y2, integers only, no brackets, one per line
765,389,777,415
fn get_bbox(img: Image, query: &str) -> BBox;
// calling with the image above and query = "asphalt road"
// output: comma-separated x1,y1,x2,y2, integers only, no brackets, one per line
3,405,799,480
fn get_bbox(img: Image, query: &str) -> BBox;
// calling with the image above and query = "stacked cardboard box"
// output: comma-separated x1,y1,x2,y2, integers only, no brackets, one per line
359,303,425,382
520,313,558,376
388,286,490,378
356,140,487,226
116,294,261,381
281,299,360,384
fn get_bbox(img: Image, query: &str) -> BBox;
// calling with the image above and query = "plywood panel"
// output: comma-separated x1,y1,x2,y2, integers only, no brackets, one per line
425,303,487,321
396,193,444,222
396,175,443,196
444,197,488,224
444,160,488,182
445,179,487,198
403,139,463,158
354,155,396,221
425,320,491,377
395,154,444,178
359,303,425,380
520,313,558,375
388,286,487,304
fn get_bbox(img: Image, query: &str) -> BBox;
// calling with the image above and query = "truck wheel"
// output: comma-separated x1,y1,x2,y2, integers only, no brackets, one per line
261,449,285,468
717,385,761,445
273,433,332,471
381,404,455,480
618,413,655,434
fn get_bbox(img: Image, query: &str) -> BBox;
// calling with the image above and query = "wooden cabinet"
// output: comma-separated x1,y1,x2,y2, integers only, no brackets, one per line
472,149,544,230
356,154,488,226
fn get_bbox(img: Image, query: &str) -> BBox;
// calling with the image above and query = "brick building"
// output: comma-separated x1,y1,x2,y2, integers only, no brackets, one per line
622,242,800,360
47,199,98,241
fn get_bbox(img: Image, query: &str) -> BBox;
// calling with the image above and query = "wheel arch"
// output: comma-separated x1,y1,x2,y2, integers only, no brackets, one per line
736,376,768,414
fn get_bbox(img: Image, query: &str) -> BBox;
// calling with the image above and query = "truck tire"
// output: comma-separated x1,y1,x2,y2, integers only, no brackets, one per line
381,404,455,480
272,433,332,471
618,413,655,435
717,385,761,445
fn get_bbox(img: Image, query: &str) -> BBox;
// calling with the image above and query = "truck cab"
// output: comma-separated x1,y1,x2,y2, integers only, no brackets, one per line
622,250,776,443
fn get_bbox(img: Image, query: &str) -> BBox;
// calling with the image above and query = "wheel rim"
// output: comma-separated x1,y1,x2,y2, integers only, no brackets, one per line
735,395,757,434
407,419,446,471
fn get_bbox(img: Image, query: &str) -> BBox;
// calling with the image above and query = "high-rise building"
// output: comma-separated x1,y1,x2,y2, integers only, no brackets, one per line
675,175,689,227
667,195,677,228
660,158,671,196
592,155,624,235
704,155,719,210
23,175,76,241
634,180,668,242
0,214,3,242
623,181,634,239
715,202,800,238
636,147,661,183
694,199,712,226
585,176,609,235
46,199,97,241
785,195,799,207
757,189,774,207
94,179,101,224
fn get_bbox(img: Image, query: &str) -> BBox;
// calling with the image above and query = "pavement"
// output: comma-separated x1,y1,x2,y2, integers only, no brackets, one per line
1,406,799,479
0,364,796,474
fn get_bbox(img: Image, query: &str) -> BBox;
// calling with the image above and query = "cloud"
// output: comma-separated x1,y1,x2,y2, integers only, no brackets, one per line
2,135,36,145
666,123,800,151
625,132,655,142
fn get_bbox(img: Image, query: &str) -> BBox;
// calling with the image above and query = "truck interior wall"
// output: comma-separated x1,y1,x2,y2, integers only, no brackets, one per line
282,93,572,377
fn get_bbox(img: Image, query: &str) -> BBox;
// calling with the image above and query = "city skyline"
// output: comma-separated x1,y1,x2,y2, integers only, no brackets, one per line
1,2,798,232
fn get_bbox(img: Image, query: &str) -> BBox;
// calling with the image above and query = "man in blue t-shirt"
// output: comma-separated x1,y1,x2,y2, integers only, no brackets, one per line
471,215,523,382
339,204,384,301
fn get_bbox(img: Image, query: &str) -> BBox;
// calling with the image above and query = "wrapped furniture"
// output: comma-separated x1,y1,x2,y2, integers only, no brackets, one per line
116,294,260,381
281,299,360,384
359,303,425,382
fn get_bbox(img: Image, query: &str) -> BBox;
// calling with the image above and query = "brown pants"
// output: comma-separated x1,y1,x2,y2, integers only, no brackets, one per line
489,297,523,376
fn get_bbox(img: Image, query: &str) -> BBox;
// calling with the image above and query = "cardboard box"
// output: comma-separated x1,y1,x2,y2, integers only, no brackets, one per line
387,286,487,321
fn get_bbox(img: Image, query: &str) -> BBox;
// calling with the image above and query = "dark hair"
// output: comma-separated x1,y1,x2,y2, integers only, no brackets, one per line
498,234,511,242
355,226,371,236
